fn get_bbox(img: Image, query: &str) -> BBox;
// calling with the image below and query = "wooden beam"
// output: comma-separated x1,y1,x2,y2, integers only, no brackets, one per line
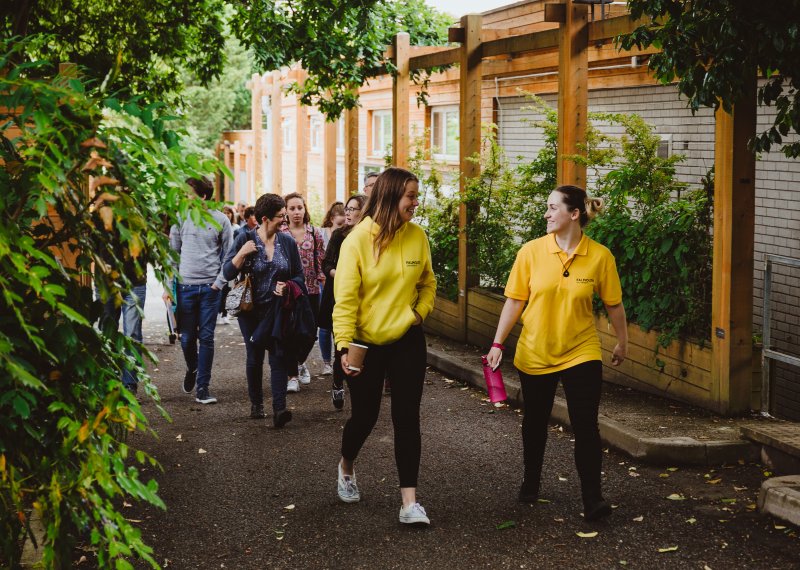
221,142,231,201
232,140,241,203
556,1,589,188
392,32,410,168
458,13,483,342
588,14,647,43
410,48,460,71
711,76,757,415
344,105,359,195
482,28,559,58
295,70,307,197
544,3,566,23
324,119,337,207
270,71,282,194
250,73,263,197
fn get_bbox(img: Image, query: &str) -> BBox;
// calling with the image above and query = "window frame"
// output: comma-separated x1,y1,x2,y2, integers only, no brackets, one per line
370,109,393,157
430,105,459,161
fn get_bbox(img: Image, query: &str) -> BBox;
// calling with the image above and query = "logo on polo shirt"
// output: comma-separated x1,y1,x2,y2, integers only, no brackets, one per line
576,278,594,284
406,260,421,266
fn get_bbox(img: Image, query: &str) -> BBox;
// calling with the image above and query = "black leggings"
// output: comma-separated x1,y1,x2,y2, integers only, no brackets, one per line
518,360,604,502
341,326,426,488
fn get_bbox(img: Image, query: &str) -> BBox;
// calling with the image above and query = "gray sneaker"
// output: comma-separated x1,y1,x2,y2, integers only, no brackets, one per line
298,363,311,385
337,462,360,503
195,388,217,404
399,502,430,525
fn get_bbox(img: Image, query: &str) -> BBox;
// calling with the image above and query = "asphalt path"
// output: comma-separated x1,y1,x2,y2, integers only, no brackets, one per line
125,287,799,569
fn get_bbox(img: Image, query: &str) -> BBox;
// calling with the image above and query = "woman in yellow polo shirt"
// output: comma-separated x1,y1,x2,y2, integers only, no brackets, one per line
333,167,437,525
486,184,628,522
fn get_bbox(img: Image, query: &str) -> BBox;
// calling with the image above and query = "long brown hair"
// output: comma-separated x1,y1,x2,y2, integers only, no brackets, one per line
361,167,418,260
283,192,310,224
322,201,344,228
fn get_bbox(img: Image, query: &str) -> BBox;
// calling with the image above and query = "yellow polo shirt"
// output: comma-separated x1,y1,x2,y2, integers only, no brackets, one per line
504,233,622,375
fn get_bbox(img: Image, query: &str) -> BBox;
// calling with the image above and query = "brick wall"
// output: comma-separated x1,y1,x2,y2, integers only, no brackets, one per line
497,84,800,419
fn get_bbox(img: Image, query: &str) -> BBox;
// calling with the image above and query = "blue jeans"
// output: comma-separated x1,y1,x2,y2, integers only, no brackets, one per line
177,283,220,390
318,328,332,363
237,309,289,412
121,285,147,387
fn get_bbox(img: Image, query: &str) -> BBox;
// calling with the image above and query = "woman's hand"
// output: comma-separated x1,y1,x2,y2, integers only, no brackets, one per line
235,240,257,261
413,310,422,326
610,343,626,366
341,352,362,376
274,281,286,297
486,346,503,371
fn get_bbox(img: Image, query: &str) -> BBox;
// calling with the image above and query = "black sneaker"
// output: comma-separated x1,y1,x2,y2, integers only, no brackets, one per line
273,409,292,428
195,388,217,404
250,403,266,419
583,499,612,522
183,369,196,393
518,480,540,504
331,387,345,410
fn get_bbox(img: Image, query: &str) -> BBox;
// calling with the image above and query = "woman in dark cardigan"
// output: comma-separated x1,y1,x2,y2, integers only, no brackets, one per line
222,193,306,427
318,193,367,410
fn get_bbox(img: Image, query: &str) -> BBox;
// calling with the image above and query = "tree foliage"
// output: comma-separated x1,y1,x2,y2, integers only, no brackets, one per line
621,0,800,158
2,0,227,101
0,38,218,567
230,0,454,118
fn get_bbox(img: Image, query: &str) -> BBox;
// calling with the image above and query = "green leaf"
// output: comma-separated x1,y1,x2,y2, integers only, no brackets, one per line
496,520,516,530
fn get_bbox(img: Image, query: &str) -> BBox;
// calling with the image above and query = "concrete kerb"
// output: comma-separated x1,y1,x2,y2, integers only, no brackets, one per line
758,475,800,527
427,346,759,467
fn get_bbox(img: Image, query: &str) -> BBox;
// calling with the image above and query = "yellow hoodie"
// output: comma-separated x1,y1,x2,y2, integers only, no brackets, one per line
333,216,436,350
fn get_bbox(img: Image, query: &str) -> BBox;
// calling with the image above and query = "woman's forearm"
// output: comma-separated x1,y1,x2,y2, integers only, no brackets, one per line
493,298,526,345
605,303,628,346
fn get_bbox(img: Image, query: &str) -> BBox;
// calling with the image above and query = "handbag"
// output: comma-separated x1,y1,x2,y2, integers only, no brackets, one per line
225,274,253,316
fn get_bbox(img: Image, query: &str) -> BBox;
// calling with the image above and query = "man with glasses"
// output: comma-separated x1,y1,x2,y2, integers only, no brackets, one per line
363,171,379,196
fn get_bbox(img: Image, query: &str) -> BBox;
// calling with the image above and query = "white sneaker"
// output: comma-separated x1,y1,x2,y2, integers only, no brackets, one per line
337,462,360,503
298,363,311,385
399,502,430,525
287,378,300,393
322,362,334,375
220,315,231,325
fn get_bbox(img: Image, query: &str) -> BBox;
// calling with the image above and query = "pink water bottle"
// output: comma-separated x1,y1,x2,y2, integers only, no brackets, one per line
481,355,508,403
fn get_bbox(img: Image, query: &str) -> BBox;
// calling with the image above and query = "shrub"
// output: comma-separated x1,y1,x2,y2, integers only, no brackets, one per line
0,40,219,568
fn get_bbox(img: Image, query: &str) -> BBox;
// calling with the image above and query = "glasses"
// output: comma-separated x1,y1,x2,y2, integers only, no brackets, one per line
344,207,361,214
273,213,288,220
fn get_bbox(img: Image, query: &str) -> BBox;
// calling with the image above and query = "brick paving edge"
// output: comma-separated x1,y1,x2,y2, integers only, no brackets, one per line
427,347,760,467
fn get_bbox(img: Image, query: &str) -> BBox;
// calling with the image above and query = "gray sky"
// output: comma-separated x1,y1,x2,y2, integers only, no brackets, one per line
425,0,515,19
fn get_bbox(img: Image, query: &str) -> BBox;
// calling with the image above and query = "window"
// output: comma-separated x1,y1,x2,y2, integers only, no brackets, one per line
282,116,294,150
336,119,345,152
657,134,672,159
431,106,459,159
371,110,392,156
310,117,323,152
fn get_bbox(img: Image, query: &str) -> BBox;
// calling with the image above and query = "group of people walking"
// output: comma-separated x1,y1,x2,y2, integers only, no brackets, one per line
157,170,629,526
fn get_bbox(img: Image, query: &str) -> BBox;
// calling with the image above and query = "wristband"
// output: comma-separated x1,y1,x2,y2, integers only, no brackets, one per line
491,342,506,351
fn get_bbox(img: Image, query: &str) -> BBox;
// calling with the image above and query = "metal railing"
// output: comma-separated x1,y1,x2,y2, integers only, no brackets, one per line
761,254,800,414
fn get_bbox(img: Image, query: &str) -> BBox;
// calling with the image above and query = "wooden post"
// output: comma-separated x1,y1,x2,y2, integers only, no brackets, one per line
344,106,359,195
711,77,757,415
250,72,263,196
324,118,337,206
457,14,483,342
392,32,410,168
221,141,231,201
232,140,241,203
271,71,283,195
555,1,588,188
295,71,308,198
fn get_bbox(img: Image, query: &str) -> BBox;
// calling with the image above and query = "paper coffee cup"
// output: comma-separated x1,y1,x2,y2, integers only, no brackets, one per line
347,342,368,371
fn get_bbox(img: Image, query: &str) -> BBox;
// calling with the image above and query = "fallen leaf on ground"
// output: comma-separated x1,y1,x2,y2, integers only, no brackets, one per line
733,486,747,491
284,504,295,510
632,516,644,522
553,518,564,523
496,520,516,530
628,472,641,478
686,517,697,524
775,525,787,530
666,493,685,501
576,531,598,538
537,498,551,504
558,476,568,482
659,473,670,478
706,478,722,485
720,498,736,504
667,467,678,472
657,546,678,553
198,448,207,454
176,434,182,441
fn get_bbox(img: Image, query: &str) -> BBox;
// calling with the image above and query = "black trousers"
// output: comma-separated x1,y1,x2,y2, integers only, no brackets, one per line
341,326,426,488
518,360,604,503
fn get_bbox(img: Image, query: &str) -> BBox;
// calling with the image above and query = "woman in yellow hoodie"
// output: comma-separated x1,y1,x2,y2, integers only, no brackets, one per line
333,166,436,525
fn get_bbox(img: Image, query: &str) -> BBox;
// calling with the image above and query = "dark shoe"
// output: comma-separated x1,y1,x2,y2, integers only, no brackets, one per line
183,369,196,393
583,499,612,522
331,387,345,410
518,479,540,503
383,378,391,396
273,409,293,428
195,388,217,404
250,403,266,419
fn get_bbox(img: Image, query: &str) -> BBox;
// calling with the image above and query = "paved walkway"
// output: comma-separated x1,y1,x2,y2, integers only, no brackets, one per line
121,307,799,569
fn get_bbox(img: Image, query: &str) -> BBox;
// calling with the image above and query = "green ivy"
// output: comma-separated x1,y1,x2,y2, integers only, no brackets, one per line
0,38,220,568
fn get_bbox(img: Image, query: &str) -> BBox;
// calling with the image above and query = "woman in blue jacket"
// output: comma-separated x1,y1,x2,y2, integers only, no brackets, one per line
222,193,306,427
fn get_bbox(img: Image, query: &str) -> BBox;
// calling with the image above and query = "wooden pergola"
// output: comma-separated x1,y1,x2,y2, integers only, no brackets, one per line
243,1,757,415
